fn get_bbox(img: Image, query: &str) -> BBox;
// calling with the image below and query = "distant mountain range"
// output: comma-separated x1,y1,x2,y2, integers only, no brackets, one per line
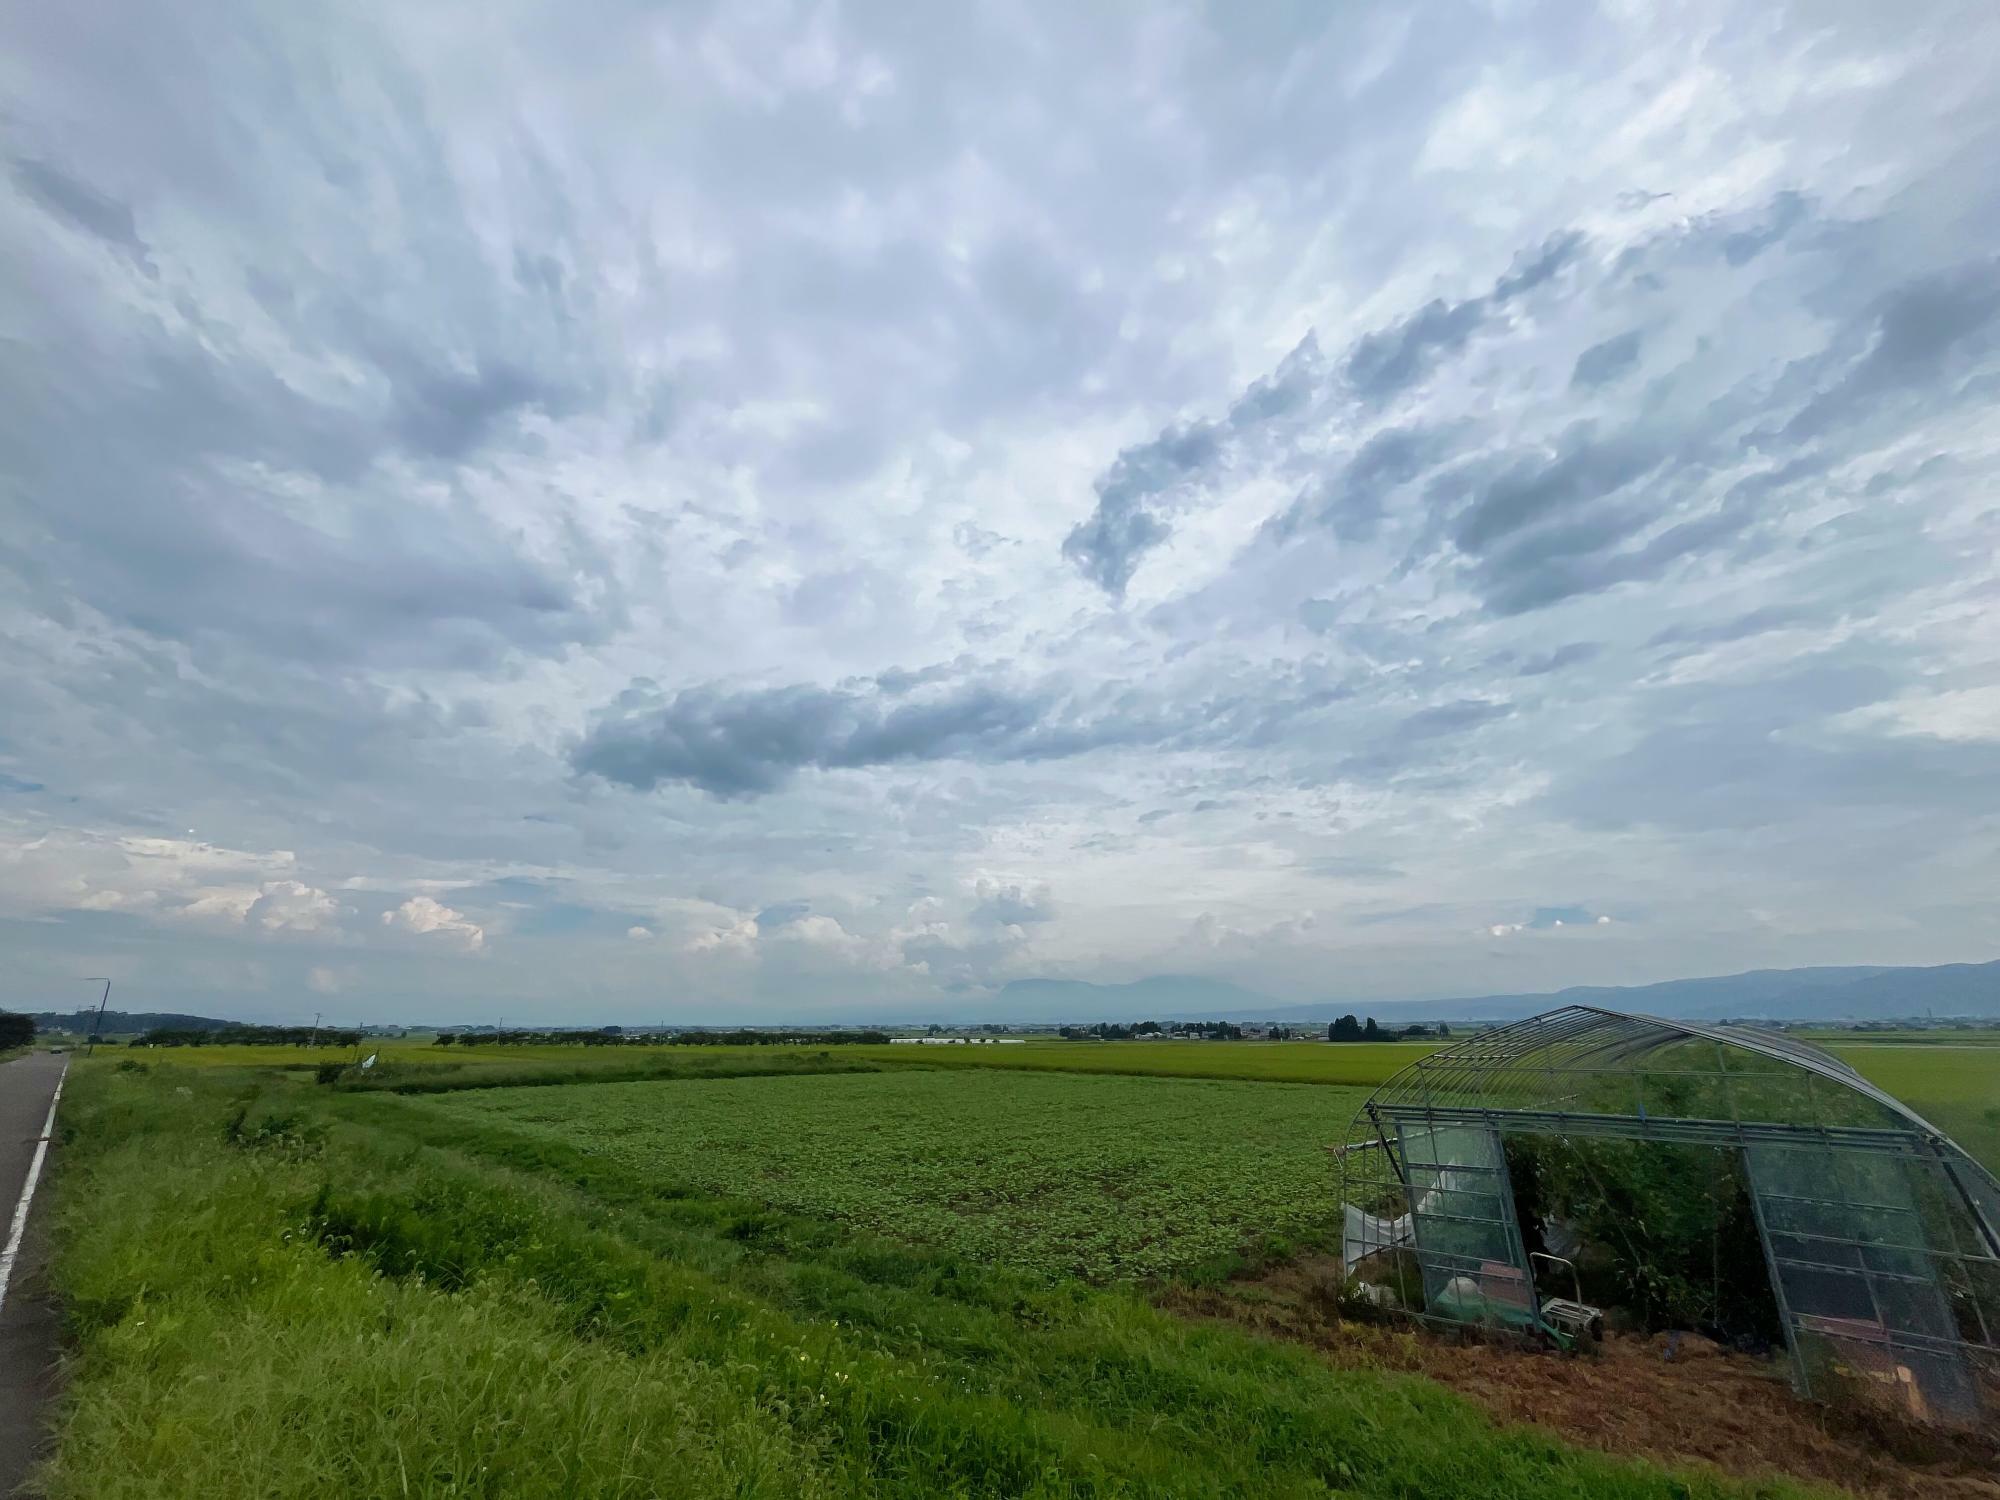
996,959,2000,1025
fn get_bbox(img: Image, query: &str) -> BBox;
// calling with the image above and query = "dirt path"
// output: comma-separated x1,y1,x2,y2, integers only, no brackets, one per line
0,1051,68,1497
1164,1259,2000,1500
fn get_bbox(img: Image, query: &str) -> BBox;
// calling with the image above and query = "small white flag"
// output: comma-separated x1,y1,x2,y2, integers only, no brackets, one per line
361,1053,377,1070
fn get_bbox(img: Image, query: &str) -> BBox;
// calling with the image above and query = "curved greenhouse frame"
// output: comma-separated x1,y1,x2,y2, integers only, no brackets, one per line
1337,1006,2000,1427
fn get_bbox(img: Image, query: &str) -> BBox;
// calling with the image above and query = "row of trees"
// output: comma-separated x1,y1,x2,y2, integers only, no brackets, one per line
1327,1016,1450,1042
0,1010,33,1049
1052,1018,1454,1042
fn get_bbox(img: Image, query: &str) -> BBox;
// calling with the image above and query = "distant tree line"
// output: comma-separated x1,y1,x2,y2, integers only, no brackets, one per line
1326,1015,1449,1042
132,1025,362,1048
1048,1017,1453,1043
435,1027,892,1047
0,1010,34,1049
1057,1020,1246,1040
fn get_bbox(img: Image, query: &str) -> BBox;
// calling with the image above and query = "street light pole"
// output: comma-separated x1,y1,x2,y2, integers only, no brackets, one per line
81,978,112,1058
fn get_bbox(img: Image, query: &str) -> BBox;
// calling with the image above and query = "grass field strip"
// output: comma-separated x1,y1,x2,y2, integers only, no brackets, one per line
0,1058,67,1314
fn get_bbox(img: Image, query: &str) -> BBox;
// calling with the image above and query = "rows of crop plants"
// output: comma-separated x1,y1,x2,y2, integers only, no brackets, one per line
839,1034,2000,1173
436,1070,1375,1281
31,1056,1825,1499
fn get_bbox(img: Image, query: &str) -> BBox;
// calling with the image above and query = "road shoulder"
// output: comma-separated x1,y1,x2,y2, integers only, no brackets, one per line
0,1052,69,1497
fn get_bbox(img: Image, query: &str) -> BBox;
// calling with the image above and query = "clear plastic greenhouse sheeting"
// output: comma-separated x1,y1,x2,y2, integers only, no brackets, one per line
1745,1140,1992,1426
1396,1120,1538,1329
1340,1120,1539,1330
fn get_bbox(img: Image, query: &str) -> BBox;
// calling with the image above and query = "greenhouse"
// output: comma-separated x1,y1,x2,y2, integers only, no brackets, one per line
1337,1006,2000,1428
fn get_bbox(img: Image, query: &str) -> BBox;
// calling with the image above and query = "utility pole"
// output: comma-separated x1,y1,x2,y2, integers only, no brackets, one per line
81,978,112,1058
309,1012,321,1048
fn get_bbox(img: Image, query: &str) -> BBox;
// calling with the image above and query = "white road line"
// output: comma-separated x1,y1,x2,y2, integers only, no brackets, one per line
0,1060,68,1316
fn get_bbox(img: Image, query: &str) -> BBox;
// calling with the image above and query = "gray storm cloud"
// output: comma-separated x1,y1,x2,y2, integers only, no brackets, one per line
573,677,1142,798
1064,232,1586,596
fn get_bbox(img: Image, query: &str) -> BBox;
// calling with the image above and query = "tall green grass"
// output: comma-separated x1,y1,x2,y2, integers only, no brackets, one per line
42,1105,822,1497
33,1062,1830,1498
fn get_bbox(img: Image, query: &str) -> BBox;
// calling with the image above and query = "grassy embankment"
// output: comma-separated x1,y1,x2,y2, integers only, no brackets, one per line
30,1054,1827,1499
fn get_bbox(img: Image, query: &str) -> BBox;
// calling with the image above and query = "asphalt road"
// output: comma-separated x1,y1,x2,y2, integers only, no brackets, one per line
0,1051,67,1497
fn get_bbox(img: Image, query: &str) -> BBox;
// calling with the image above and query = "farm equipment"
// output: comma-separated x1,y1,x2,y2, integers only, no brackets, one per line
1531,1252,1604,1351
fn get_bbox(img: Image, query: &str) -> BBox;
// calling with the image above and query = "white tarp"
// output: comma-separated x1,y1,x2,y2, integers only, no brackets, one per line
1341,1167,1475,1271
1343,1202,1413,1270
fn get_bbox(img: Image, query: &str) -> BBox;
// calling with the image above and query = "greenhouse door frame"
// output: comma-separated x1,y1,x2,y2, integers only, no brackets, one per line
1378,1111,1541,1333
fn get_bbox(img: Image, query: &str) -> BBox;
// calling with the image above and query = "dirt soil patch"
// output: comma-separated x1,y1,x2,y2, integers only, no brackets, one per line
1163,1257,2000,1500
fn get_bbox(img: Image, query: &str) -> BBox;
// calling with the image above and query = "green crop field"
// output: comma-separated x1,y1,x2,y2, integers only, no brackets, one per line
435,1070,1372,1281
99,1040,884,1091
91,1042,428,1070
859,1038,1436,1085
99,1040,753,1069
1798,1030,2000,1047
89,1031,1996,1177
1829,1042,2000,1171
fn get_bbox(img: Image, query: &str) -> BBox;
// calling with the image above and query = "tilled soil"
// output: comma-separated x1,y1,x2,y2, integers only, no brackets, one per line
1164,1259,2000,1500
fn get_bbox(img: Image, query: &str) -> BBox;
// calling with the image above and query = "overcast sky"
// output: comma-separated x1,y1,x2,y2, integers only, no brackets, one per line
4,3,1999,1025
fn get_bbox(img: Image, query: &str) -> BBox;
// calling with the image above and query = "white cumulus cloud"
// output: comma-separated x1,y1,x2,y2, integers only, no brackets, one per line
248,880,344,934
382,895,485,951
